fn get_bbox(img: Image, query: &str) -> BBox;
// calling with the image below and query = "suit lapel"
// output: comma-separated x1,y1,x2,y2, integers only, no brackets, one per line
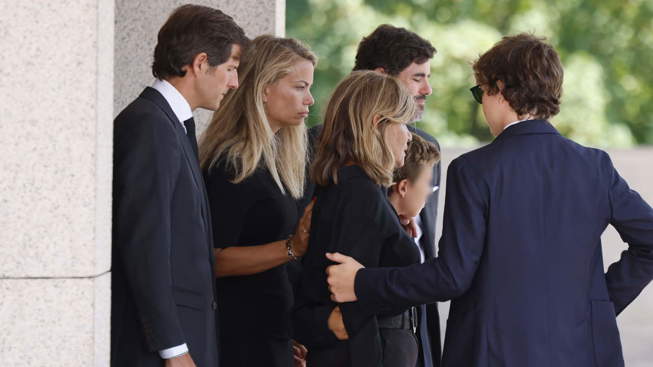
140,88,206,196
173,124,217,273
140,88,215,265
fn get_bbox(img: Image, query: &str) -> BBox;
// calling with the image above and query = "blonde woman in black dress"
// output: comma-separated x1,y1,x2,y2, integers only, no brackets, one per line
199,35,316,367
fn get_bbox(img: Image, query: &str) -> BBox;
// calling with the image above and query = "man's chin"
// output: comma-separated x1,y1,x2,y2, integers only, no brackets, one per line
411,110,425,123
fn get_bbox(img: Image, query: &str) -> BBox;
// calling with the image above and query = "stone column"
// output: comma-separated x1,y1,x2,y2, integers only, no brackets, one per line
0,0,114,366
0,0,284,366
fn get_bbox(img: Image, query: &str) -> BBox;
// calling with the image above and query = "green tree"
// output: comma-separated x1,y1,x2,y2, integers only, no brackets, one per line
287,0,653,147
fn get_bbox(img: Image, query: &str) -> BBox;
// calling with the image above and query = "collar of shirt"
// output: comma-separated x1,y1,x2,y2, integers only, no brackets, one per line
503,118,532,131
412,215,426,263
152,79,193,132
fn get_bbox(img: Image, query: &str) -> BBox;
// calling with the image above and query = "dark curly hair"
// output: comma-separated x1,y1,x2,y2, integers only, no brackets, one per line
152,4,250,79
473,33,563,119
353,24,436,76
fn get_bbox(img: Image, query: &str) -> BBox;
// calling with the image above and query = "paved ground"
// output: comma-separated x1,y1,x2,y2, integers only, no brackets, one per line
434,147,653,366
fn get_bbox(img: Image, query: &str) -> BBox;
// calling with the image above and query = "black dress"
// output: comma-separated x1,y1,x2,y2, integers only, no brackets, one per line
294,165,420,367
205,158,298,367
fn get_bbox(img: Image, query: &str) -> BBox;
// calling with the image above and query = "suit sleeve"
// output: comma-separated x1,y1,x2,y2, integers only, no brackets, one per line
292,299,340,347
603,152,653,315
354,157,488,313
329,181,389,336
113,114,185,351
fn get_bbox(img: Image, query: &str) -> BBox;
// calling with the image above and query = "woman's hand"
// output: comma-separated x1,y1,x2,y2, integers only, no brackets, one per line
292,340,308,367
327,306,349,340
213,200,315,276
293,199,315,257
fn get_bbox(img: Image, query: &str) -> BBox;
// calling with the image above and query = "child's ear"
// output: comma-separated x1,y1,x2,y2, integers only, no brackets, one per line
397,179,409,197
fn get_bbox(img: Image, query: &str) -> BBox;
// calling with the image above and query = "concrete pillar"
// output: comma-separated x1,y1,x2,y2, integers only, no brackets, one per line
0,0,114,365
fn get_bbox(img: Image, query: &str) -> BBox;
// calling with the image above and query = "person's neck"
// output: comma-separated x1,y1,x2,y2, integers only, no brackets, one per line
268,119,281,134
166,77,198,111
388,191,406,217
498,112,535,131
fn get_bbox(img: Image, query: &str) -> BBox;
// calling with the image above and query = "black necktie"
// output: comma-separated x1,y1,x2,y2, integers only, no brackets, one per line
183,117,199,158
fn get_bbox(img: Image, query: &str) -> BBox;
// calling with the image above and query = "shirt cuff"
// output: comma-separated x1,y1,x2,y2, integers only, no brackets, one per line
159,343,188,359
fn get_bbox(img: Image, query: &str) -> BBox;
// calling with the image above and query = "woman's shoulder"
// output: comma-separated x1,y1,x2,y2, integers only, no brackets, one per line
205,156,281,200
338,166,384,194
204,154,236,182
318,166,387,213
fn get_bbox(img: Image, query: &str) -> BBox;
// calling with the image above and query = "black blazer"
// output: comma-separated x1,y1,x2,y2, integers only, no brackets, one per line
294,165,420,366
355,120,653,367
305,124,441,253
111,87,218,367
301,124,442,367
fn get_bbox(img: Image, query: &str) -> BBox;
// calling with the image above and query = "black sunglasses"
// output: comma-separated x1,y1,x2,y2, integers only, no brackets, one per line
470,85,483,104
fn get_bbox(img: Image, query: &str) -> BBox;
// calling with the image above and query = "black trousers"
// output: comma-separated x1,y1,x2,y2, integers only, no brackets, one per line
380,328,419,367
306,328,417,367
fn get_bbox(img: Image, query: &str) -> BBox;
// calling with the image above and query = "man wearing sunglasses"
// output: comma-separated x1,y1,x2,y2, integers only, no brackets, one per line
326,33,653,367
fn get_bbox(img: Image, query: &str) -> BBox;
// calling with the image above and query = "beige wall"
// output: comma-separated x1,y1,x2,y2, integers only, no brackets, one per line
0,1,283,365
114,0,286,133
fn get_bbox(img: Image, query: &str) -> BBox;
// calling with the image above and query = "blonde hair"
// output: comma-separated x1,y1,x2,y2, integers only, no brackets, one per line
312,70,417,187
200,35,317,199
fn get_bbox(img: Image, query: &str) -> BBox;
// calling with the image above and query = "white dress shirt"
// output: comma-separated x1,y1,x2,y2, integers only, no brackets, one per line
504,117,532,131
150,79,193,359
151,79,193,133
413,215,426,264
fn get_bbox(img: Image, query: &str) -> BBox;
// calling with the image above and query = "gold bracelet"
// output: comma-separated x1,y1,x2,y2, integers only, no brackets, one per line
286,235,298,261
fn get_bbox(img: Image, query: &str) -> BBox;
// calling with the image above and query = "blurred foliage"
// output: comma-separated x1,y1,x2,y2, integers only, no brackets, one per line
287,0,653,147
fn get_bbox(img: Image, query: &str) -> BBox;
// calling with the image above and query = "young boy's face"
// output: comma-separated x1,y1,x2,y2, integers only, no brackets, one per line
399,162,435,218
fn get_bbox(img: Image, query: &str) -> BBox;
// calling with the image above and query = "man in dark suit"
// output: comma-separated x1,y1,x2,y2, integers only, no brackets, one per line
325,34,653,367
111,5,248,367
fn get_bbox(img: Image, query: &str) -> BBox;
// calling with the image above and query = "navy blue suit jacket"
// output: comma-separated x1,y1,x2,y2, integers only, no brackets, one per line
355,120,653,367
112,88,218,366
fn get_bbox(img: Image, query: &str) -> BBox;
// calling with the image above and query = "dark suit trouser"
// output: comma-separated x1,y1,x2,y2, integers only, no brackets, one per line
416,304,434,367
306,331,418,367
307,341,350,367
381,328,419,367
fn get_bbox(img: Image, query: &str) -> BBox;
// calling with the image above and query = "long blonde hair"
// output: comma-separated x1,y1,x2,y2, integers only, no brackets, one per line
312,70,417,187
199,35,317,199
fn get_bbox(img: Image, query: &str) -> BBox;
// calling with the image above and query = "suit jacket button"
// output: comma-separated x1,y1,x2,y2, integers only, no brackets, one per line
212,300,218,310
